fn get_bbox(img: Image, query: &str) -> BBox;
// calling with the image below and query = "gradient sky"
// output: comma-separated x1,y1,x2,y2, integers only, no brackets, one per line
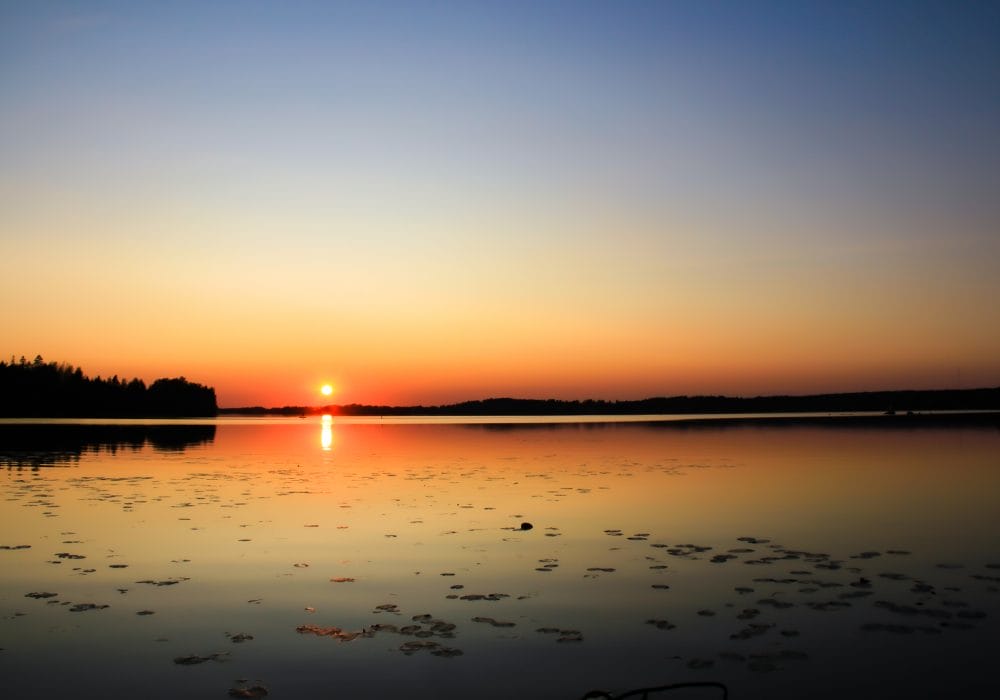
2,1,999,407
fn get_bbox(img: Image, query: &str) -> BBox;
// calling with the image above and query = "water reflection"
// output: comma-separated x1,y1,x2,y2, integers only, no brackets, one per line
320,414,333,451
0,422,216,468
1,417,997,700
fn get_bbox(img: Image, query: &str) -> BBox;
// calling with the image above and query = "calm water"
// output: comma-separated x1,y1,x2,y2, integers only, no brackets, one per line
1,417,998,699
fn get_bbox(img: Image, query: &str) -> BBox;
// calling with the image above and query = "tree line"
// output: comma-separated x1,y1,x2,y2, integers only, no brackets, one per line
327,390,1000,415
221,388,1000,417
0,355,217,417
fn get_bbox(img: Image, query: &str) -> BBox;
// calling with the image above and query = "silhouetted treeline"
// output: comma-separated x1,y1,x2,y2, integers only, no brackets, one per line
0,355,217,417
0,423,217,469
220,405,309,416
220,388,1000,417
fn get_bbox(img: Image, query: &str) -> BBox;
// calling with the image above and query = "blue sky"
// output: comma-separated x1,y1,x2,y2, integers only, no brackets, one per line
2,1,999,405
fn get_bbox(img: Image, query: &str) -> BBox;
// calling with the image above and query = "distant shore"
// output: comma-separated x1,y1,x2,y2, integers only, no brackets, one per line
219,387,1000,418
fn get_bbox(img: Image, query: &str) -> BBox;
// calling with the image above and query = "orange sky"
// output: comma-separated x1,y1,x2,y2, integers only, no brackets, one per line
2,3,998,407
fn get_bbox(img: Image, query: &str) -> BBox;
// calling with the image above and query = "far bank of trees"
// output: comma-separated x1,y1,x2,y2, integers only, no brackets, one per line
0,355,217,417
219,388,1000,417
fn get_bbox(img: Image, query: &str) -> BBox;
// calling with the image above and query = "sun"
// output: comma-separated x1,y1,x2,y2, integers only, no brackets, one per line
320,384,333,397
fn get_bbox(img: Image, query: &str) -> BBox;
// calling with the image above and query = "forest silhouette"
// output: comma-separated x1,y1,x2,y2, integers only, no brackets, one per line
4,355,998,419
227,389,1000,417
0,356,217,417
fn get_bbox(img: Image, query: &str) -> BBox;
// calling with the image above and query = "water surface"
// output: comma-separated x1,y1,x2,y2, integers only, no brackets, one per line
1,417,998,699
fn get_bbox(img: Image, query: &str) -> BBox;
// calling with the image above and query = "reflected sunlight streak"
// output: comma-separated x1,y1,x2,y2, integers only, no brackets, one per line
320,414,333,451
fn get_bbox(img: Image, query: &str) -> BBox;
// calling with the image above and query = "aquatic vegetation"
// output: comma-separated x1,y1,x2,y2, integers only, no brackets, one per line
68,603,109,612
458,593,510,601
470,616,515,627
295,624,357,640
173,652,228,665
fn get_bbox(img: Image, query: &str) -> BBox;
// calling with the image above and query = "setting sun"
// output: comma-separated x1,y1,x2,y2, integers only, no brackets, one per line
320,384,333,397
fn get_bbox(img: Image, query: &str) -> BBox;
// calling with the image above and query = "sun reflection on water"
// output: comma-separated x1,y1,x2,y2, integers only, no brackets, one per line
320,414,333,450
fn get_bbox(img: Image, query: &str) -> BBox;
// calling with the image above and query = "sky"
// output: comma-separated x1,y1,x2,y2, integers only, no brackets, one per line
2,0,999,408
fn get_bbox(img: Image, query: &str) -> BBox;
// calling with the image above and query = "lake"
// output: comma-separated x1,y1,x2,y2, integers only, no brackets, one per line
1,416,998,699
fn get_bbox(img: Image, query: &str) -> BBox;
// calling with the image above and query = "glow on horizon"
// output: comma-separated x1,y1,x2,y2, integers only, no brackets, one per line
1,2,998,408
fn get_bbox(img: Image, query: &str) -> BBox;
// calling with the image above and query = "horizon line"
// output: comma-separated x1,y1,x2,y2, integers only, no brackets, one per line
219,385,1000,412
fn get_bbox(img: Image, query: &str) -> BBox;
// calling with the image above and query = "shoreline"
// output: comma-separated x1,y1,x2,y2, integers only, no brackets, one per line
2,410,998,428
220,387,1000,418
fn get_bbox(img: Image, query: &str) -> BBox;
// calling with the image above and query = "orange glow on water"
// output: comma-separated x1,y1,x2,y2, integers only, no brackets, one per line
320,414,333,450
